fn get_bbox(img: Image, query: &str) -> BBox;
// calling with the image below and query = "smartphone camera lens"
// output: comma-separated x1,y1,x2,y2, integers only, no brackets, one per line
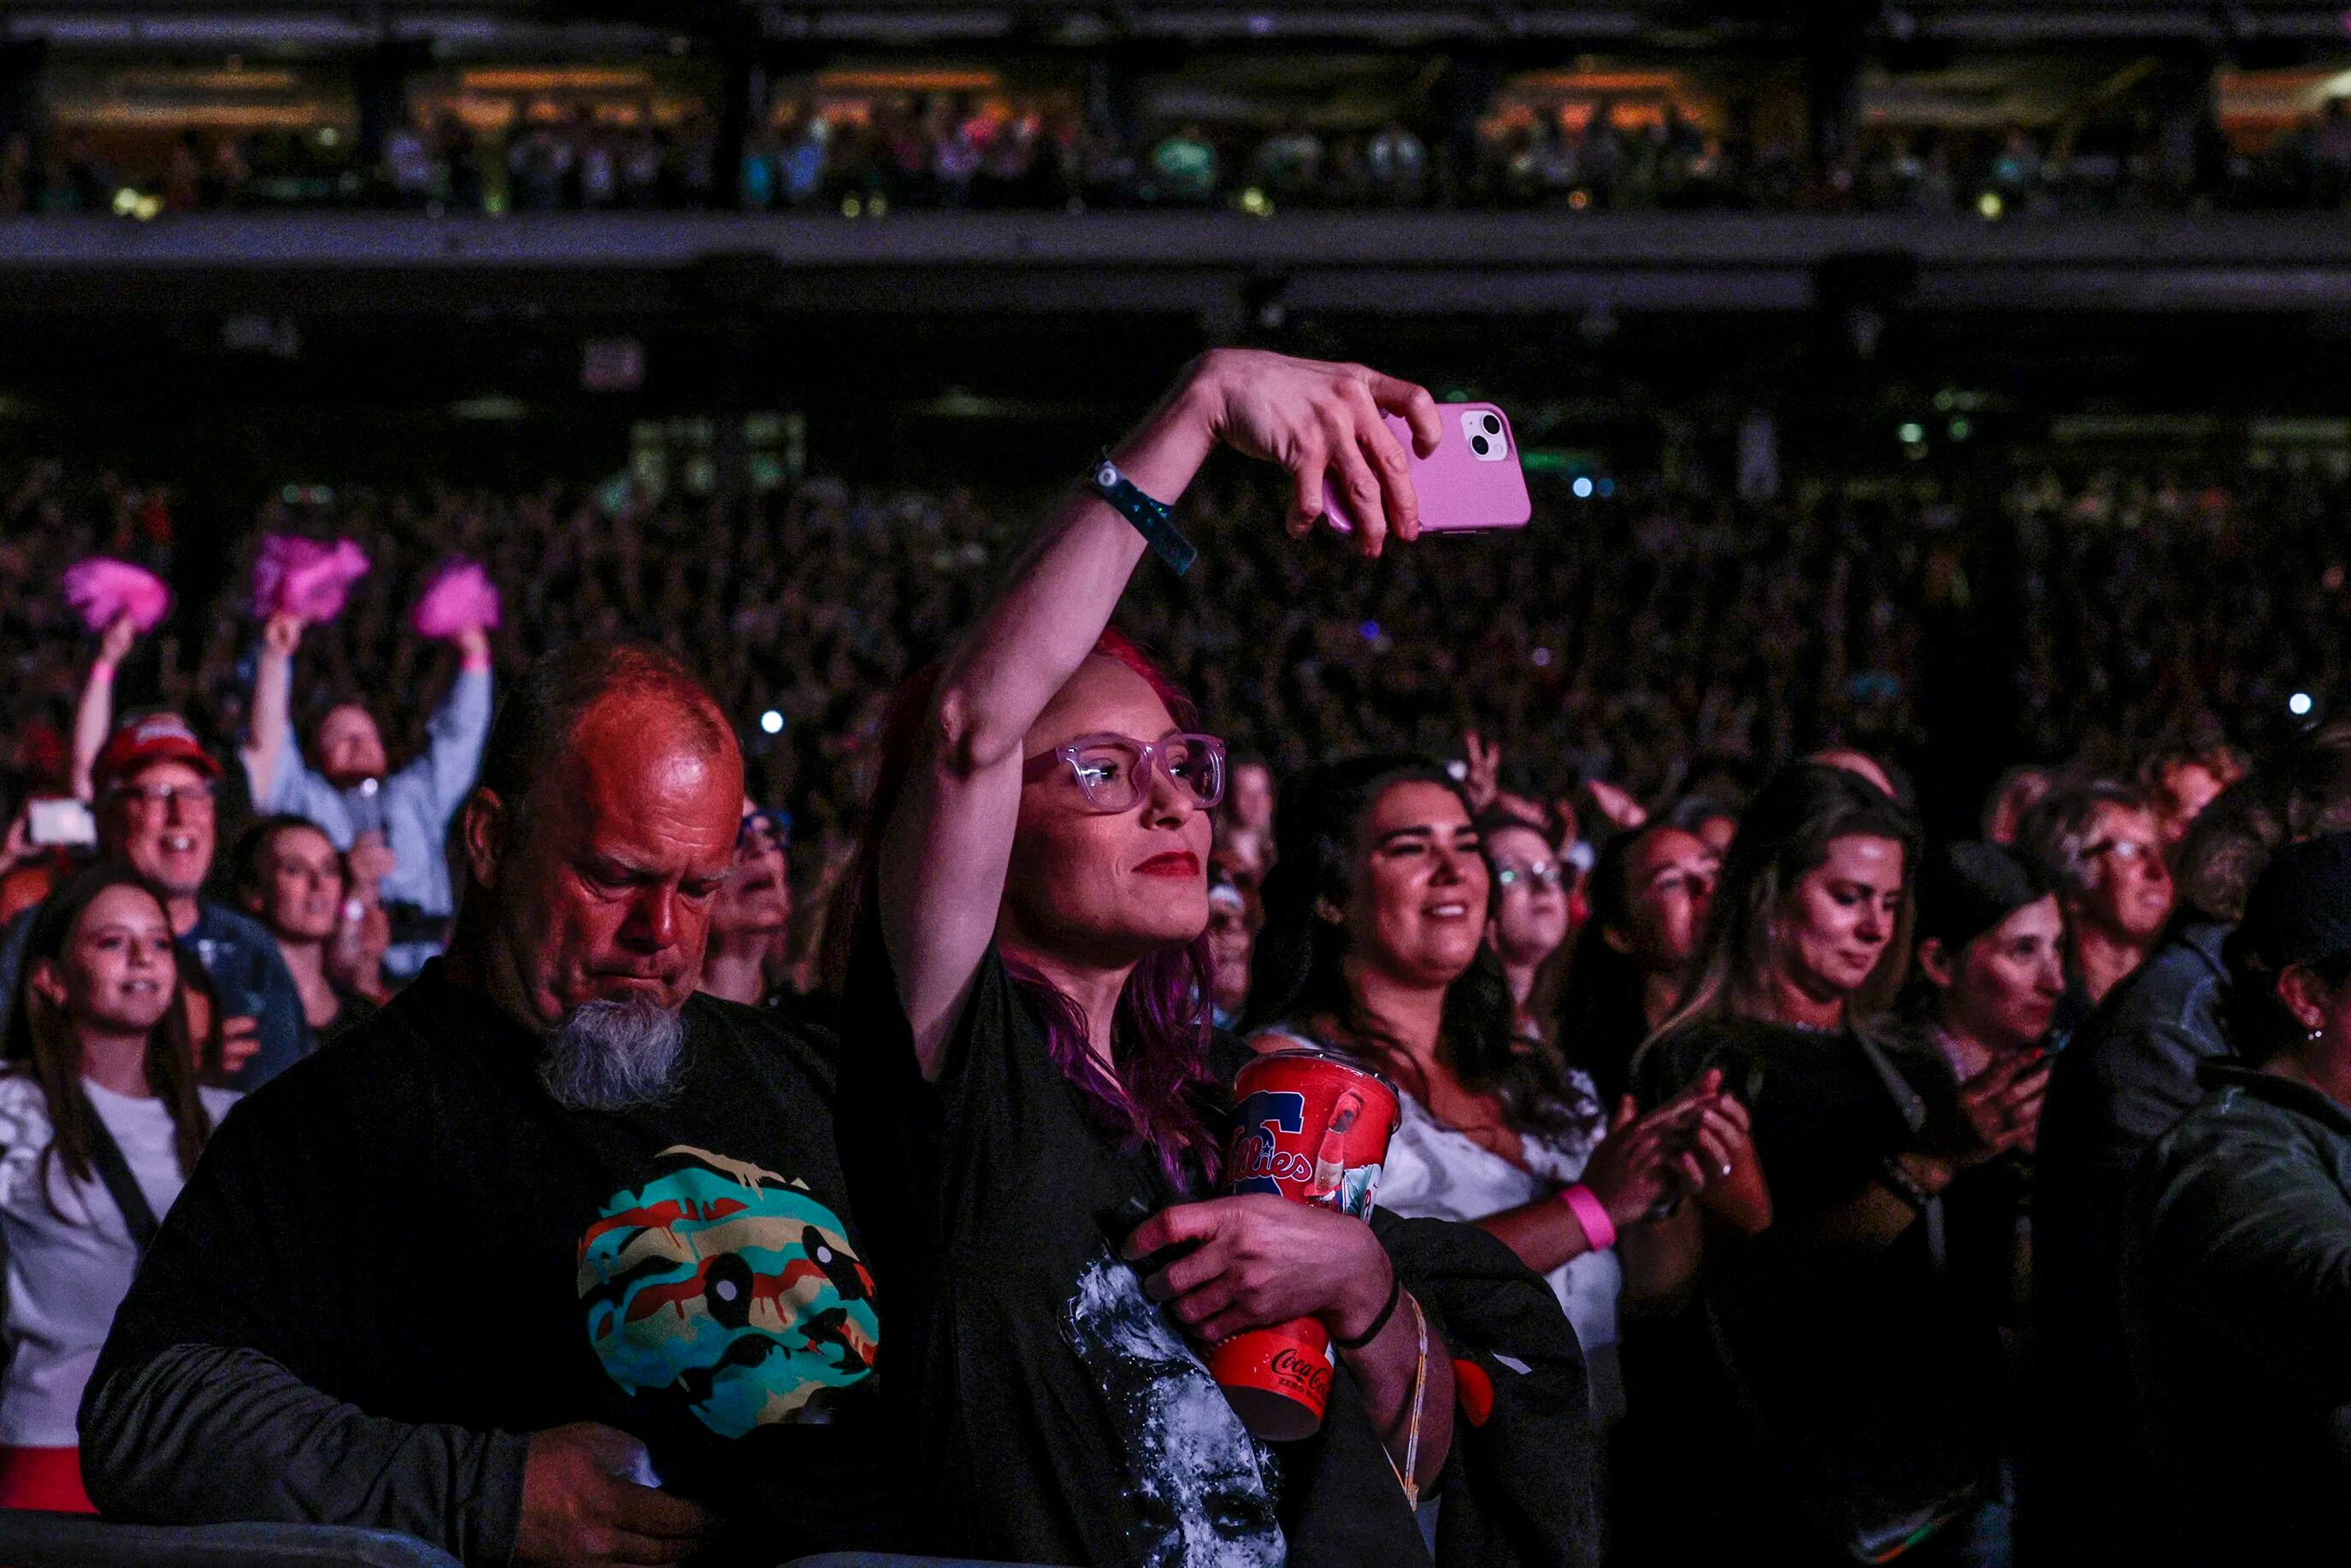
1460,407,1511,461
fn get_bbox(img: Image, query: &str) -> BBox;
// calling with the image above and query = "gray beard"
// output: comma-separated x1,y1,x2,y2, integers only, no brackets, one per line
538,998,687,1111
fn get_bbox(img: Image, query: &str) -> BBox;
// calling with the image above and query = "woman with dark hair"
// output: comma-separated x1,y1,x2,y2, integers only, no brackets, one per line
1907,842,2062,1142
1621,763,2013,1565
834,351,1486,1568
1898,843,2066,1556
231,815,379,1039
1553,822,1718,1107
1244,756,1749,1426
0,864,235,1511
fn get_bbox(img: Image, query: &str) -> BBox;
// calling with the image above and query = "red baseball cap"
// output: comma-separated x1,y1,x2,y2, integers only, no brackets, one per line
94,713,221,793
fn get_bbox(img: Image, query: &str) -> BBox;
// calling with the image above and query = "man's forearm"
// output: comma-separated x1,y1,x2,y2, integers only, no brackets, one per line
82,1343,529,1565
419,665,495,815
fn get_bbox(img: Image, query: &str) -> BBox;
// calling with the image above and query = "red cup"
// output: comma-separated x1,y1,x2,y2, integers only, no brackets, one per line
1207,1048,1399,1441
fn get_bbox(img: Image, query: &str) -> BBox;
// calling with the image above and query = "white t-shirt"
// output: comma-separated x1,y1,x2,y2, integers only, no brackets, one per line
0,1074,239,1446
1253,1028,1625,1424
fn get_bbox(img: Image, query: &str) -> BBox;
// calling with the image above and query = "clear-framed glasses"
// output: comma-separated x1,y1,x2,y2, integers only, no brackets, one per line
1493,859,1566,892
1026,732,1227,815
112,780,215,812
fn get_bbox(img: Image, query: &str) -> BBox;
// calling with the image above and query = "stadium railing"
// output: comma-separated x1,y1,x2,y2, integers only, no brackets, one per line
0,1512,460,1568
0,1513,1055,1568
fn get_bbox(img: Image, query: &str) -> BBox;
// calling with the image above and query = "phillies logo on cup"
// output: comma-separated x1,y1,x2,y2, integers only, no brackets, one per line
1209,1051,1400,1442
1230,1090,1312,1194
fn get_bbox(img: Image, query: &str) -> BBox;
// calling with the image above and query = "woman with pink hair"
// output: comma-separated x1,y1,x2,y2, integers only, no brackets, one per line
837,351,1554,1567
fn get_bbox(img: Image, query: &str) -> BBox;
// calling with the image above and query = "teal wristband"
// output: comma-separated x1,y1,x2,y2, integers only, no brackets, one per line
1089,455,1196,576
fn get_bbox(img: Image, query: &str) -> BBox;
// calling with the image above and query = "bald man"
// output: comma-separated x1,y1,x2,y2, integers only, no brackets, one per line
83,643,887,1566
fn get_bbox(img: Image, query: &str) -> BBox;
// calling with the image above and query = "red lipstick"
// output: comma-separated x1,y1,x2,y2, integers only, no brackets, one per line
1135,851,1202,877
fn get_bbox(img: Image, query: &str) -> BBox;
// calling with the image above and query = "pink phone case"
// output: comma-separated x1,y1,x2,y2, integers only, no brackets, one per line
1323,403,1532,534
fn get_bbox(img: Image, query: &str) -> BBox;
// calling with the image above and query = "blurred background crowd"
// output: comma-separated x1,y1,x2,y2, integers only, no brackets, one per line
3,435,2341,992
10,24,2351,220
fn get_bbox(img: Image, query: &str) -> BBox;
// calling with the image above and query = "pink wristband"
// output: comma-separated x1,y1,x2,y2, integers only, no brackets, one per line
1558,1182,1617,1253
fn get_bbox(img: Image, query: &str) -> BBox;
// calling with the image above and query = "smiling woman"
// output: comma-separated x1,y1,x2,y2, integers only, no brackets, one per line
0,864,236,1512
1241,755,1751,1429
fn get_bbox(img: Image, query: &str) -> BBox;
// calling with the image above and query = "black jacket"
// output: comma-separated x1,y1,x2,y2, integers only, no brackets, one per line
2023,920,2230,1561
2119,1065,2351,1566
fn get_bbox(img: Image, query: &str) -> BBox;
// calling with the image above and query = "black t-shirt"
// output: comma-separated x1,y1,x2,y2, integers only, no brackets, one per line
97,961,889,1563
320,987,379,1044
1629,1017,1999,1546
837,943,1429,1568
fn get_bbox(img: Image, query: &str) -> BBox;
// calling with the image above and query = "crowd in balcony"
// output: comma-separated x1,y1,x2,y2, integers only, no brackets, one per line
12,78,2351,218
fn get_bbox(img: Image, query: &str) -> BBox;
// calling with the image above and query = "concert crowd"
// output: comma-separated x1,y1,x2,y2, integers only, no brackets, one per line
14,82,2351,217
0,351,2347,1568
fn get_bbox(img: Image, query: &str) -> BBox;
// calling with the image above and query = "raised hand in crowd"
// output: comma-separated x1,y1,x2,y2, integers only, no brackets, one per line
1463,729,1503,813
1582,776,1648,832
240,612,308,799
1188,349,1440,553
68,611,143,802
884,346,1439,1072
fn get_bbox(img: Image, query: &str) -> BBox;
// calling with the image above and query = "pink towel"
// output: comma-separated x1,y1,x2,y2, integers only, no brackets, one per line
254,536,370,622
410,559,502,639
62,557,171,633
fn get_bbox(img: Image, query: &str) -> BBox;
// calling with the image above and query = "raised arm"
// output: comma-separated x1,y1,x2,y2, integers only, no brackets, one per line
881,351,1440,1076
70,613,139,801
239,614,306,806
407,627,494,827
